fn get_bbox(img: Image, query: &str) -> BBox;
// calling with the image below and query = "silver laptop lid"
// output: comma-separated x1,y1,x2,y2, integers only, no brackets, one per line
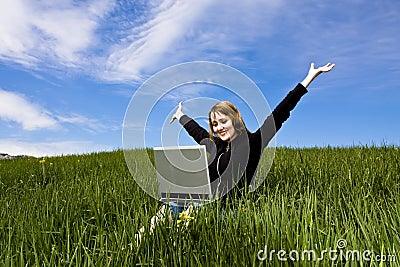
153,145,212,203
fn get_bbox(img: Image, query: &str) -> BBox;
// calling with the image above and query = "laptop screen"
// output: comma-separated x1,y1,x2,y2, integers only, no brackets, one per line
153,145,212,202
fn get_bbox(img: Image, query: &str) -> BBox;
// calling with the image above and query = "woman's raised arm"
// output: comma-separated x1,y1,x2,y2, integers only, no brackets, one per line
258,62,335,148
170,101,210,144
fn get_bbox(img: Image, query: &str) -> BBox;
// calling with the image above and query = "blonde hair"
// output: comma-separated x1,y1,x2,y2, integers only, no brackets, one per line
208,101,247,140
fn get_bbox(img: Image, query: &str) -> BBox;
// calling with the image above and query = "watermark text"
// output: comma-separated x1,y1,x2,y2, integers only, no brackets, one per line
257,239,396,262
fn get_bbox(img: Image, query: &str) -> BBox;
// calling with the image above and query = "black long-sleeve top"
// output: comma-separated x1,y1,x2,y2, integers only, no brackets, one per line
179,83,308,199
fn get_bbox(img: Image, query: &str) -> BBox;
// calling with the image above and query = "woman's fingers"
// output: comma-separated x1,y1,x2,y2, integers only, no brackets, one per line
314,62,335,73
321,63,335,72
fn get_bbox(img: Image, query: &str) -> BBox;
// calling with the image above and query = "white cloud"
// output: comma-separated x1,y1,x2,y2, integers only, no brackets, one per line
102,0,285,82
1,0,397,88
57,113,119,133
0,0,284,82
0,88,117,133
0,139,112,157
103,0,214,81
0,89,58,130
0,0,114,67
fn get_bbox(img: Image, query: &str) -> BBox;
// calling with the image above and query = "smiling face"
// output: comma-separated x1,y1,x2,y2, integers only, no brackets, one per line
208,101,247,142
210,112,237,142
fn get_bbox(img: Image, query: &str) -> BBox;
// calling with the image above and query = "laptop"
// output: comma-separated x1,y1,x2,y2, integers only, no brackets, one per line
153,145,212,206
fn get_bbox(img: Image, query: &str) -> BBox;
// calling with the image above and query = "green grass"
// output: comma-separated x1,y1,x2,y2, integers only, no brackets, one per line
0,147,399,266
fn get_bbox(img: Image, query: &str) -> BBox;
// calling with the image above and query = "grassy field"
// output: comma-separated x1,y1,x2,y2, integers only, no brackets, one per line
0,147,399,266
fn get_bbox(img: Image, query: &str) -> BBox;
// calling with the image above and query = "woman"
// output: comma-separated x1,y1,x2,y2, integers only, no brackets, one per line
135,62,335,245
170,62,335,200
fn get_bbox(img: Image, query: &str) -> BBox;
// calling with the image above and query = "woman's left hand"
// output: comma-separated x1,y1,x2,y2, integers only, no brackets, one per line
301,62,335,88
308,62,335,77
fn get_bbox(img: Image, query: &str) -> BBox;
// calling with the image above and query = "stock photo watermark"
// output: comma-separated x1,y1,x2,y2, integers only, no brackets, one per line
257,239,396,262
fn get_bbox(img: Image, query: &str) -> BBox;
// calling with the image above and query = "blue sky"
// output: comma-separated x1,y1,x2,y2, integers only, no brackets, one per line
0,0,399,156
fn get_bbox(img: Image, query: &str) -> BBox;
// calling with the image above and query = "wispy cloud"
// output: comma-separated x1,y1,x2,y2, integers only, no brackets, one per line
103,0,214,81
0,0,113,68
57,113,119,133
1,0,398,87
102,0,286,82
186,1,284,56
0,88,57,130
259,1,400,79
0,0,284,82
0,88,116,133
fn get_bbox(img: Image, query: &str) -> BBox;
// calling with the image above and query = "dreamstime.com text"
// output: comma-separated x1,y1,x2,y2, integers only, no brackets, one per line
257,239,396,262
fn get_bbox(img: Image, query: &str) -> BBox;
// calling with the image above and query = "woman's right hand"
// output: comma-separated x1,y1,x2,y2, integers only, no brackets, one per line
169,101,184,124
